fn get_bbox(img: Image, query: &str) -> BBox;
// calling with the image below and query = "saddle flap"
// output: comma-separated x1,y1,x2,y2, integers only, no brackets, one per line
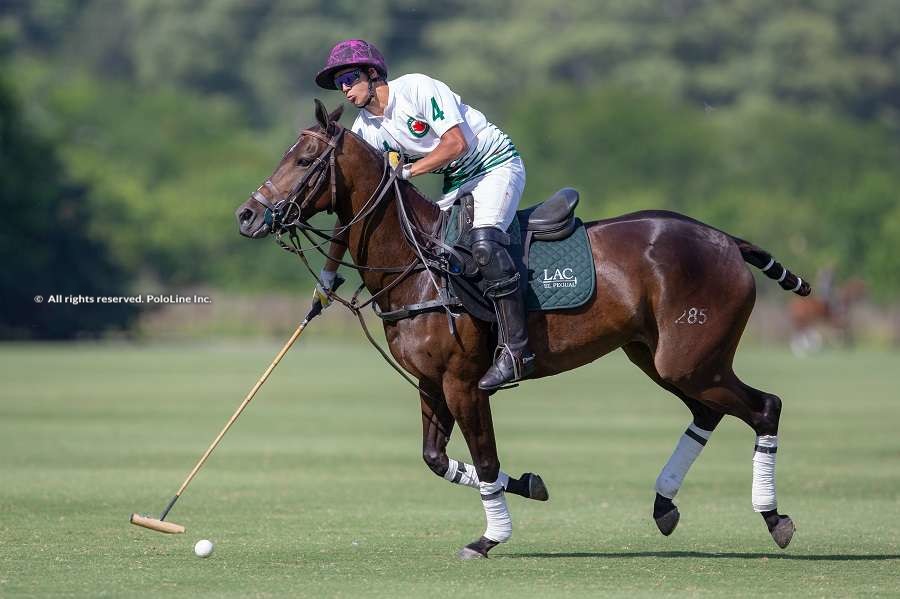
526,188,580,241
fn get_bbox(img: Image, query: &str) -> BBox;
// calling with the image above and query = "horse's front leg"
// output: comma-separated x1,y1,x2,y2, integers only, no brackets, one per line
420,382,477,487
420,385,548,500
441,377,513,559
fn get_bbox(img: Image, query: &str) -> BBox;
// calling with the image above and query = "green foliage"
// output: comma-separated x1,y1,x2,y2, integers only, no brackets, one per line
6,0,900,124
509,88,718,215
2,0,900,304
706,102,900,294
18,67,310,289
0,75,137,338
423,0,900,126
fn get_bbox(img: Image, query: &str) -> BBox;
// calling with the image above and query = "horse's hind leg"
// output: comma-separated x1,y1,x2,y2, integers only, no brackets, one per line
623,343,724,536
420,384,548,501
649,259,793,548
685,373,795,549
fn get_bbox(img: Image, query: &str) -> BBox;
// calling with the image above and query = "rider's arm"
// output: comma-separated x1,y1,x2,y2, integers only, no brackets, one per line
404,76,470,178
406,125,468,177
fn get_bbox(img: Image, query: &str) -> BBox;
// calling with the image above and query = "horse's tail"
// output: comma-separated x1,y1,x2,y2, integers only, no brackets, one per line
730,236,812,296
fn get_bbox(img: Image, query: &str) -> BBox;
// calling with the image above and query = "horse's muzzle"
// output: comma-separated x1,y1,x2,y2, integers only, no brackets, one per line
236,206,271,239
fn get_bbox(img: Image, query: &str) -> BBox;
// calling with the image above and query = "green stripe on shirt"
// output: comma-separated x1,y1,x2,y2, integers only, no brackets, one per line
435,125,520,194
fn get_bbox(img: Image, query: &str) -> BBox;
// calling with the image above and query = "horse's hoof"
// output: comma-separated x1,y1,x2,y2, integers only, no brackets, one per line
654,507,680,536
525,473,549,501
457,536,498,559
457,546,487,560
770,515,795,549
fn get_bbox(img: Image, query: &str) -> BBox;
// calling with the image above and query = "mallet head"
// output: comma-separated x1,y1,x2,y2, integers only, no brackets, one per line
130,513,185,534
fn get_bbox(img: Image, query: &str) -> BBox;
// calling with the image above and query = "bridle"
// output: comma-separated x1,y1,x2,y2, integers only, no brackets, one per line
250,124,427,278
249,123,469,289
245,123,466,398
249,126,344,228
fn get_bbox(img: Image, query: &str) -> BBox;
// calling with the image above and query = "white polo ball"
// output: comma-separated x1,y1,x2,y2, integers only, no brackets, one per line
193,539,214,558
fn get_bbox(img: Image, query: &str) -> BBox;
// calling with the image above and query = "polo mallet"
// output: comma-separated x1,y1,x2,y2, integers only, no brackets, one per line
130,275,344,534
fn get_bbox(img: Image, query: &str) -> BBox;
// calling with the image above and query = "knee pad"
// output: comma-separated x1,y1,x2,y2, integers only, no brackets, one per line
470,227,514,276
472,240,495,267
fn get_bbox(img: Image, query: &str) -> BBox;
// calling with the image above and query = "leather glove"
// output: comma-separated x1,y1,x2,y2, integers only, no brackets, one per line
311,269,338,312
387,151,413,180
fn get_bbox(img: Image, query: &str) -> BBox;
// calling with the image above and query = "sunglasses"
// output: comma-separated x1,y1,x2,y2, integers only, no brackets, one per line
334,69,363,89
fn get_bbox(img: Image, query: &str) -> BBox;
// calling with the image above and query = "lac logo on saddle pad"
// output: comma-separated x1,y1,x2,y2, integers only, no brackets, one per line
444,203,596,313
512,217,596,311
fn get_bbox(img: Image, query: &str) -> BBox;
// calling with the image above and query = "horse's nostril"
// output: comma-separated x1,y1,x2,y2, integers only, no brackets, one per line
239,208,254,225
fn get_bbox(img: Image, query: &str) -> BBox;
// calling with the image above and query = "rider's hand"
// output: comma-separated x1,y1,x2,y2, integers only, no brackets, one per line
388,151,413,180
312,269,338,311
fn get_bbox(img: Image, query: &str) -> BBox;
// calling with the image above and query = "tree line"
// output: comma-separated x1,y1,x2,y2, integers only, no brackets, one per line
2,0,898,336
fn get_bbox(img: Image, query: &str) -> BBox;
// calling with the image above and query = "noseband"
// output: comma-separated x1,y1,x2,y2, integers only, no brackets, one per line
250,126,345,230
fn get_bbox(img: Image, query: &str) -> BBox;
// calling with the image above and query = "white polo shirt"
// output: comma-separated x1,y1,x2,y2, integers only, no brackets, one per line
351,73,519,200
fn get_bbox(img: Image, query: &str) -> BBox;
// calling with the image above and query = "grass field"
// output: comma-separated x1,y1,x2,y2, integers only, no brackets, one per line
1,339,899,597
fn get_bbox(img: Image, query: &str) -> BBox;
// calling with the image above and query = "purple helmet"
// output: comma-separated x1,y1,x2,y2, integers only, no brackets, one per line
315,39,388,90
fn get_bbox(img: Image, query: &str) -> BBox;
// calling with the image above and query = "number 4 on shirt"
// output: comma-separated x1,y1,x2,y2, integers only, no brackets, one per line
431,97,445,121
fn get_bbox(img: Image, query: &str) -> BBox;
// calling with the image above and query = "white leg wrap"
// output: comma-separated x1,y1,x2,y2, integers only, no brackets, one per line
479,473,512,543
443,458,481,488
752,434,778,512
655,423,712,499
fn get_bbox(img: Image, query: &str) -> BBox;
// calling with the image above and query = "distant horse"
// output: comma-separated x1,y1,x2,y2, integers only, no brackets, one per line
789,277,866,354
235,101,810,558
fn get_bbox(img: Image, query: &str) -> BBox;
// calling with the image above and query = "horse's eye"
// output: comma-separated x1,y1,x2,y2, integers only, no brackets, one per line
297,157,312,167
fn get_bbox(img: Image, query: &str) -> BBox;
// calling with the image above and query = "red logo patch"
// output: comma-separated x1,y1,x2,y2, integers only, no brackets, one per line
407,117,430,138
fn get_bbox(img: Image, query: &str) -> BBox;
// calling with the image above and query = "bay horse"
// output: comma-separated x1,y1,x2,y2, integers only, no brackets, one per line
789,276,866,354
235,101,811,558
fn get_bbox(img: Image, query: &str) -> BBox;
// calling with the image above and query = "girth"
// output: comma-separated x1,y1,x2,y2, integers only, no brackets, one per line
373,285,463,322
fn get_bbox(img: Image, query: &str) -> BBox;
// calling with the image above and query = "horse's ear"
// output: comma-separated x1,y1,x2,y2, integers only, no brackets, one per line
329,104,344,124
314,99,329,130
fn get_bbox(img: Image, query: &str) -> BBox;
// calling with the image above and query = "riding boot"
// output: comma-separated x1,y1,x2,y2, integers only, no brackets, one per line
470,227,535,390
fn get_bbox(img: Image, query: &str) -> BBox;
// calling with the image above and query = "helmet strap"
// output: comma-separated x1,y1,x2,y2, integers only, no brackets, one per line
361,76,377,108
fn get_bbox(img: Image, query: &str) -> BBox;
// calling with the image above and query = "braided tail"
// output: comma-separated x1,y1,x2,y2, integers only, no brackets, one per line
731,236,812,296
